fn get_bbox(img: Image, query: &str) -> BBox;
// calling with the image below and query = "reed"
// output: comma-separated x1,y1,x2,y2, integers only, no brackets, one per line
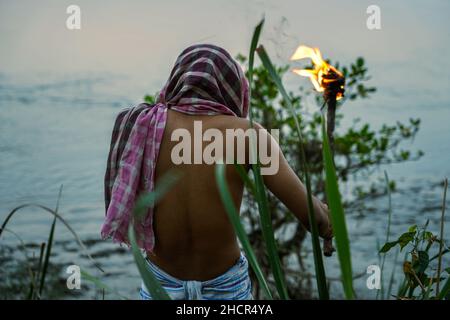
246,18,289,300
128,170,182,300
38,185,63,297
81,269,128,300
380,178,449,300
128,225,171,300
321,114,354,299
0,203,103,273
256,44,329,300
378,171,393,299
215,163,273,299
0,186,105,299
436,178,447,296
248,21,360,299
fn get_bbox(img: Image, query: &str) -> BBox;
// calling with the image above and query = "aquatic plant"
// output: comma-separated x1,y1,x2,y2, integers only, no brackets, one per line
380,179,449,300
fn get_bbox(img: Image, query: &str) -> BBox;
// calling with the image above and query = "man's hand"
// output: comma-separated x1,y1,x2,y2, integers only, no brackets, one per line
313,198,335,257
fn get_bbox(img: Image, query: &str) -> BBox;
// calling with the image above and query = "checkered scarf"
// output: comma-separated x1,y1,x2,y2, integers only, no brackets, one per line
101,44,249,252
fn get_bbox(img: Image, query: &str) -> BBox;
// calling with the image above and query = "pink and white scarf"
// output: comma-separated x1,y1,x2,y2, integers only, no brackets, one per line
101,44,249,252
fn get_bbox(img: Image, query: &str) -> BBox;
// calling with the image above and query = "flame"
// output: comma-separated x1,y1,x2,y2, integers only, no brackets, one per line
290,45,344,100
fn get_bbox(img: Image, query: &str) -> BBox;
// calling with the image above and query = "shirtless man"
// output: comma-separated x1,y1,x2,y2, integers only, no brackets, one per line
101,44,333,300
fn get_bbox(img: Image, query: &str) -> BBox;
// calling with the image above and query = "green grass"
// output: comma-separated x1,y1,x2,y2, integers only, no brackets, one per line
0,203,103,274
38,185,63,297
378,171,393,299
256,44,329,300
381,178,449,300
436,178,448,297
321,115,354,299
246,18,289,300
127,170,182,300
215,163,273,299
128,224,171,300
0,185,105,299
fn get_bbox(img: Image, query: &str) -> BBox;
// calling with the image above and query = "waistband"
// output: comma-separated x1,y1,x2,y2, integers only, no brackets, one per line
141,252,252,300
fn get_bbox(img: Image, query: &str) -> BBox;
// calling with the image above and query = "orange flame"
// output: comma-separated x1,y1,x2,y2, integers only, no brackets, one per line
290,45,344,100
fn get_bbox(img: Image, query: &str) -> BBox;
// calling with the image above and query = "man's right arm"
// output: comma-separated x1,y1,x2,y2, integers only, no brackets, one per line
250,122,333,245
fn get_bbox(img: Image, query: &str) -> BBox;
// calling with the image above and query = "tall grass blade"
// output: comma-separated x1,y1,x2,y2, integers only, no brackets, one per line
321,114,354,299
386,248,399,299
39,184,63,296
378,171,393,299
396,252,409,298
0,204,104,272
2,228,39,299
436,178,447,296
429,249,449,262
253,166,289,299
233,163,256,194
26,281,34,300
245,18,289,299
423,272,434,300
128,224,171,300
133,170,182,220
215,163,273,299
248,17,264,124
2,228,37,288
33,242,46,299
80,269,128,300
257,44,329,300
438,277,450,300
247,156,288,299
127,170,182,300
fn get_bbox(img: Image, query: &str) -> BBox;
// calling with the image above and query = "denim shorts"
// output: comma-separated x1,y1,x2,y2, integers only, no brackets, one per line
140,252,253,300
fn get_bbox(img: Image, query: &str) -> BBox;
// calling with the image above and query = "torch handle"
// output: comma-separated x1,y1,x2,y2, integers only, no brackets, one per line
326,96,337,157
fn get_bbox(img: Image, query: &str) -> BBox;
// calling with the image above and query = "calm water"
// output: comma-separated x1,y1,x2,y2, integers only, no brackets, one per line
1,0,449,299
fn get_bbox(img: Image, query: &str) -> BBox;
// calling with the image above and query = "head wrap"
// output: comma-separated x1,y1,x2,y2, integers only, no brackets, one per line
101,44,249,252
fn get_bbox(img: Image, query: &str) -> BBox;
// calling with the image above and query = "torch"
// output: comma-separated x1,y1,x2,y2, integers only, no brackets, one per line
290,46,345,157
290,46,345,256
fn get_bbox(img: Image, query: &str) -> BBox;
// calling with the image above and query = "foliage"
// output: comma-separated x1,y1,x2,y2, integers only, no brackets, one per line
139,44,423,300
144,95,156,104
215,163,273,299
234,45,422,299
256,44,328,299
321,114,354,299
0,186,104,299
380,222,449,299
245,20,289,300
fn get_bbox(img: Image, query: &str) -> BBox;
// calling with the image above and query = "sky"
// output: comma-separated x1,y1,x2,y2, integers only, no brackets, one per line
1,0,449,96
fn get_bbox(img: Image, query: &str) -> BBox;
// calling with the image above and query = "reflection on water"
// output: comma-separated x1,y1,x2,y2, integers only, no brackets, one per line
0,0,449,299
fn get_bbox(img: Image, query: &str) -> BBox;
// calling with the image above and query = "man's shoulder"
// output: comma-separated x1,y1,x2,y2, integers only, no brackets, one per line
212,116,263,131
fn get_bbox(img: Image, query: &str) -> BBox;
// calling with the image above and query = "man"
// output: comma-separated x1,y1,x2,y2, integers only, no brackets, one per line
101,44,333,300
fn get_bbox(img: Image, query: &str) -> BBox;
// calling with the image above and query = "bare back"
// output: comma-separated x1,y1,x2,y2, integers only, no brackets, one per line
147,109,333,281
148,110,249,281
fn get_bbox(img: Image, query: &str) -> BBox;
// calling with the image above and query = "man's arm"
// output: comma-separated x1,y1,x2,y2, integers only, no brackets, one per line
250,122,334,255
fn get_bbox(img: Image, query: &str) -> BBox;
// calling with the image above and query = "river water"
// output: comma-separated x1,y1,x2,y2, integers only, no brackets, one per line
0,0,449,299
